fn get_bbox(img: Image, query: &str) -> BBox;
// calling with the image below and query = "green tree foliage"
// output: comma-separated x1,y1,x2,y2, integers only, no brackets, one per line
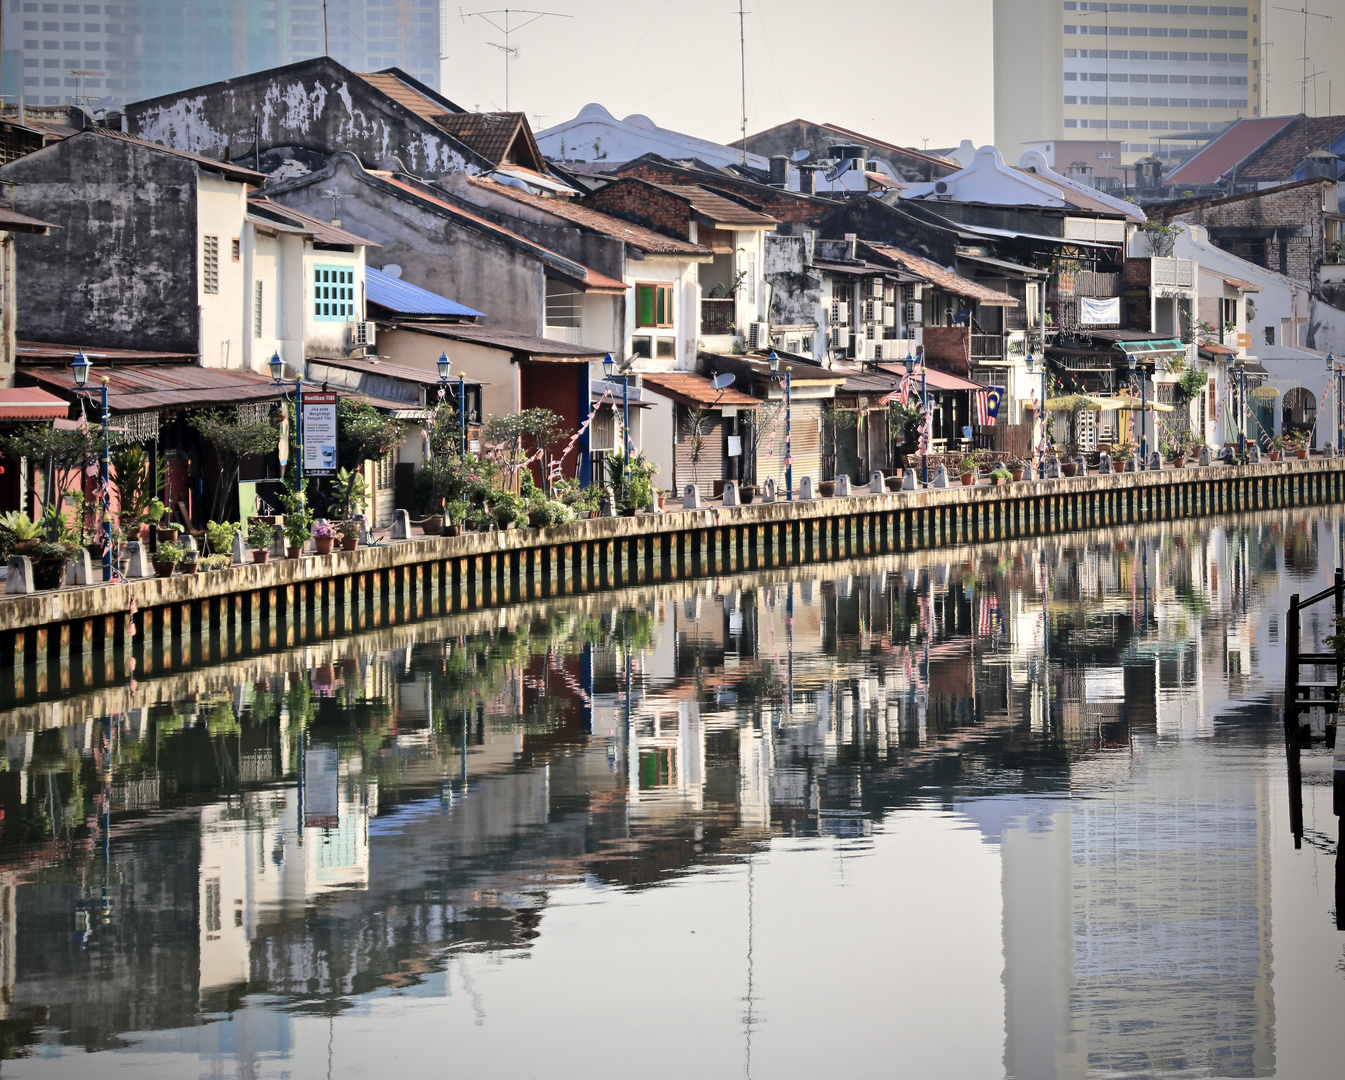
191,409,280,522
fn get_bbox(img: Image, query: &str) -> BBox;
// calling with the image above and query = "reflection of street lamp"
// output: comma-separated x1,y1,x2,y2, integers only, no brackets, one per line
1025,350,1048,479
69,350,112,581
437,352,467,457
269,352,304,491
767,350,792,500
904,346,928,484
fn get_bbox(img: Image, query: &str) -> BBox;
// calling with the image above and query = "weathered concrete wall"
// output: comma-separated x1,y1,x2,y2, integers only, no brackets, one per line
268,155,545,335
741,120,956,184
123,57,488,181
0,133,203,353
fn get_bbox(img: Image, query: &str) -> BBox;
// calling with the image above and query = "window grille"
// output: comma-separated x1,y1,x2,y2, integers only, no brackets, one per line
203,235,219,294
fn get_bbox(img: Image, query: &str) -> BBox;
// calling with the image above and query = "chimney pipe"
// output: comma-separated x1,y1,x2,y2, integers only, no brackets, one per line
769,155,788,187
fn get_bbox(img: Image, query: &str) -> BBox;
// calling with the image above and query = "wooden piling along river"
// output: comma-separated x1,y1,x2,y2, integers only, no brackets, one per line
2,458,1342,686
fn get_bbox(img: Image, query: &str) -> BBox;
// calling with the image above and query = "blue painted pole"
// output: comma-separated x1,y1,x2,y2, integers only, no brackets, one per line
100,381,111,582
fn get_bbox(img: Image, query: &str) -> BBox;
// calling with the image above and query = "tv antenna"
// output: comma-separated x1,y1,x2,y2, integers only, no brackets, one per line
459,8,570,111
737,0,750,165
320,187,345,223
1275,4,1332,117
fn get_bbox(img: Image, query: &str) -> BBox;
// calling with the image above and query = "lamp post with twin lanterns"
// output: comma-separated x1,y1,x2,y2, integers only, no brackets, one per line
904,346,928,485
1127,353,1150,467
1233,353,1247,458
1025,350,1048,479
68,349,112,581
437,352,467,457
268,351,305,491
767,349,793,500
602,353,633,505
1328,353,1341,454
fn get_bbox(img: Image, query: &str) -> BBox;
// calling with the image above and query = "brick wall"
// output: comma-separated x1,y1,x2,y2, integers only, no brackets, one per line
922,326,970,374
583,179,692,241
1170,179,1328,288
616,162,824,225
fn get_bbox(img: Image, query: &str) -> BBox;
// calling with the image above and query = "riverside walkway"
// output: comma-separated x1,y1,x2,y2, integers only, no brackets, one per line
2,457,1341,682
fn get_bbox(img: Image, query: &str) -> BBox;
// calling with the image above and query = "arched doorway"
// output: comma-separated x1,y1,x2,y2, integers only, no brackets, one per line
1283,387,1317,448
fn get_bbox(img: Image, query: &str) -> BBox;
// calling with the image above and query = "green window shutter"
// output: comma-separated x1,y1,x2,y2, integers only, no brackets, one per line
637,285,654,327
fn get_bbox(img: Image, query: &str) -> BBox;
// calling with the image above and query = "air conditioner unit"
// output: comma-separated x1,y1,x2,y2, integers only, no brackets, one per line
829,300,849,324
747,321,769,349
862,299,883,323
831,327,850,350
869,278,884,299
851,336,869,362
883,304,896,328
350,321,376,348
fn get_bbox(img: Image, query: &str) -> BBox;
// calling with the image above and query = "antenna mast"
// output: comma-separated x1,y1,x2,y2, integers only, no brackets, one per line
1275,3,1332,117
323,0,329,56
738,0,749,165
460,7,570,111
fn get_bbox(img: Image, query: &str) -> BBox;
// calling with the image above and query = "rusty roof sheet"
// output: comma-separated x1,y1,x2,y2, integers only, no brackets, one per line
865,244,1018,306
308,355,483,387
398,322,606,361
22,362,282,412
639,372,759,408
15,341,197,364
875,362,984,392
1164,116,1299,187
468,177,711,256
659,185,778,227
0,386,70,420
0,207,56,233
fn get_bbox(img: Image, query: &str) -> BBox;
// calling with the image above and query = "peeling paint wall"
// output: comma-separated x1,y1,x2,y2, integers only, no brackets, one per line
125,60,482,181
765,233,825,333
0,134,209,354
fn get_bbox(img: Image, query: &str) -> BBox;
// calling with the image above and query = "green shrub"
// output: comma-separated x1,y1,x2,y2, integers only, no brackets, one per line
246,517,274,549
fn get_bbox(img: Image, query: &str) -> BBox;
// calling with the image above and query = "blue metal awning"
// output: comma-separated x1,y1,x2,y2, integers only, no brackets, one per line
365,266,484,319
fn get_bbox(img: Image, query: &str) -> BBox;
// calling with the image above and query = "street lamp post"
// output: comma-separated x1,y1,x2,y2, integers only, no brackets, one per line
69,350,112,581
904,347,929,484
1328,353,1340,453
767,350,793,500
1128,353,1149,467
603,353,632,504
1026,351,1048,479
269,352,304,492
437,352,467,457
1233,354,1247,458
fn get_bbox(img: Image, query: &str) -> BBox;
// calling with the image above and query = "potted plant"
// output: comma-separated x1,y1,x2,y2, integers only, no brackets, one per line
491,490,527,530
1112,439,1133,472
445,500,468,537
958,457,977,485
1163,438,1184,469
337,518,361,551
1008,458,1026,482
180,547,199,574
739,484,757,504
1269,433,1284,462
283,507,313,558
816,479,836,498
1292,431,1309,459
2,512,75,589
201,553,231,572
312,519,336,555
205,520,241,558
246,516,274,563
990,466,1012,487
153,540,184,577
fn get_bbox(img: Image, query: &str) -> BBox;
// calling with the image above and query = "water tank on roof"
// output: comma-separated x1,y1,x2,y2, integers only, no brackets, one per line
1303,149,1341,181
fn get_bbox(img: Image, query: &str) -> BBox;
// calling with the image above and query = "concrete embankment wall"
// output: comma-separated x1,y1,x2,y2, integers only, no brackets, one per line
3,458,1341,688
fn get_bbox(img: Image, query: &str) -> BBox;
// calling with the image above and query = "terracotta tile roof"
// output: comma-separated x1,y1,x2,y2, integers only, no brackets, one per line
248,198,380,247
0,207,56,232
357,72,459,126
468,177,710,256
434,112,544,169
660,185,777,227
639,372,759,408
1164,116,1300,187
865,244,1019,306
552,266,628,292
1236,114,1345,183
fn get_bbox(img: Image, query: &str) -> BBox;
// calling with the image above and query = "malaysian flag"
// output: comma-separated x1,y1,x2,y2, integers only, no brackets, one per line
975,387,1003,427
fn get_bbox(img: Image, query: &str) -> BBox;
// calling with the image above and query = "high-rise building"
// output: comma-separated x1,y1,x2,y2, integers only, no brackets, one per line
995,1,1264,167
0,0,442,111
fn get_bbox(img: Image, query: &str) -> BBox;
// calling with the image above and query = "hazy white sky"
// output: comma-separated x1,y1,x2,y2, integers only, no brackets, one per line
442,0,1345,151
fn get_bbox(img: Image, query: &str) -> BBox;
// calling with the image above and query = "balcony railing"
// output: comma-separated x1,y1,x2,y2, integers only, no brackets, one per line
971,334,1004,363
543,325,583,345
701,297,736,336
1152,257,1195,289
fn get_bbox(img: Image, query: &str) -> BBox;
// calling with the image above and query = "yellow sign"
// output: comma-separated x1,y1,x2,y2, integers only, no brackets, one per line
1237,332,1253,348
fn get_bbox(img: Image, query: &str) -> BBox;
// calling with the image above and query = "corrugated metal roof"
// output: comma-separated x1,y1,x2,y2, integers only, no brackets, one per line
660,185,778,228
309,355,483,387
22,362,283,412
1164,116,1298,187
640,372,759,408
875,362,983,392
0,386,69,419
366,266,483,318
398,322,606,361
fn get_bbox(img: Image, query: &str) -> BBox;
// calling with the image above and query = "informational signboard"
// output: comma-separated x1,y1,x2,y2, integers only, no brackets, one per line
302,392,339,477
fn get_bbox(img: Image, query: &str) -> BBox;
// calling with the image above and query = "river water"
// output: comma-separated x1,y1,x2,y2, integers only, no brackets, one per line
0,508,1343,1079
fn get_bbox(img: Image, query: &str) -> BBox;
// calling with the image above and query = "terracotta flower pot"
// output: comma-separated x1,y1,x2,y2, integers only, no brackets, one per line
152,560,176,577
1270,450,1282,461
340,536,358,552
1172,454,1186,469
1114,460,1126,473
1296,448,1308,459
1011,469,1024,482
286,545,302,559
444,524,463,537
314,536,334,555
1062,462,1078,477
252,549,269,564
817,481,836,498
961,472,976,486
422,514,444,536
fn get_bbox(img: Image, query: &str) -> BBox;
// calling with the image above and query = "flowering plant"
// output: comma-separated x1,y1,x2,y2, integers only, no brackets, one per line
312,520,336,540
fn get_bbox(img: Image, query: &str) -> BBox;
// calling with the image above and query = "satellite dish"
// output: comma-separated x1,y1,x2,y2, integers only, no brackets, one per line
791,149,811,162
382,264,403,279
711,373,736,391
